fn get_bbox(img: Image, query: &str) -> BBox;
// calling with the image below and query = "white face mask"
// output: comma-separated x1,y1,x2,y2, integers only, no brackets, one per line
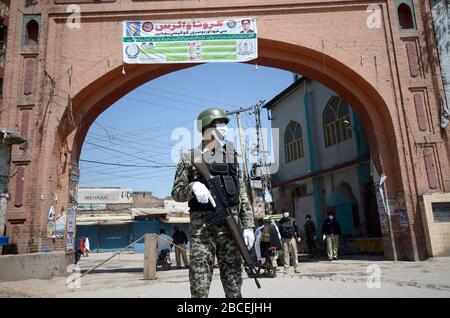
283,212,289,218
214,123,228,141
329,215,334,220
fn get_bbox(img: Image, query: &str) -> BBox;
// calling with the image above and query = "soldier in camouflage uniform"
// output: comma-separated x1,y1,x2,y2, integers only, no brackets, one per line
171,108,255,298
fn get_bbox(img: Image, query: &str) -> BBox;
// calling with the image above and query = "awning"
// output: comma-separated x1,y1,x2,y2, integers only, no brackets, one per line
130,208,168,218
76,215,132,225
162,217,191,224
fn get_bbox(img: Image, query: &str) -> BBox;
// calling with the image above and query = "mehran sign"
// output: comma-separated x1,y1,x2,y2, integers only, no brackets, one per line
78,188,133,204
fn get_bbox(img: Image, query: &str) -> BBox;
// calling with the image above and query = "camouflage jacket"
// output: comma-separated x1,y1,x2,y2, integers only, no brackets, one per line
171,143,254,229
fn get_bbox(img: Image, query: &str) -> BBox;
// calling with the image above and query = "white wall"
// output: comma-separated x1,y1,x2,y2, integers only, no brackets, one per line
270,86,311,184
420,193,450,257
308,81,358,171
270,80,359,185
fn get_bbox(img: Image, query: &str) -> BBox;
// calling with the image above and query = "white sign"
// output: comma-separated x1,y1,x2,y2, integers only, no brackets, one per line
78,188,133,204
66,232,75,252
164,200,188,212
77,203,107,211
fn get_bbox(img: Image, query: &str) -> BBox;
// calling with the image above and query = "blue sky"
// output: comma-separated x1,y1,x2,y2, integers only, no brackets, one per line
79,63,293,198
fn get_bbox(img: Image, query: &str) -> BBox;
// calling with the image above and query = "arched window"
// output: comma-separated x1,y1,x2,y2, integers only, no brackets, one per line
323,96,352,147
25,19,39,46
285,120,304,163
398,3,414,29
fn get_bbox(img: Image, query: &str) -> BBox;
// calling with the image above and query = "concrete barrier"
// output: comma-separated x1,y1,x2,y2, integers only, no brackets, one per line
0,251,73,282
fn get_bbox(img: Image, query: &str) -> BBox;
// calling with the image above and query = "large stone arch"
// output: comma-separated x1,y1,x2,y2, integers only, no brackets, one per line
2,1,448,261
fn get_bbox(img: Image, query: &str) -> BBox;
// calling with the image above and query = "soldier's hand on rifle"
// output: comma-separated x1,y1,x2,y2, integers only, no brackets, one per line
192,182,216,207
243,229,255,250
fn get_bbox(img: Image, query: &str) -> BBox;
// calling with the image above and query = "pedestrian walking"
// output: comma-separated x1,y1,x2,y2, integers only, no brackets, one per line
277,210,301,273
304,214,317,258
322,212,341,261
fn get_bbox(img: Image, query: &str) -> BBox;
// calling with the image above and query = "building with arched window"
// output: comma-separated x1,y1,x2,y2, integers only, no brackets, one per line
22,15,40,47
265,76,381,246
396,0,416,30
323,96,352,147
285,120,304,162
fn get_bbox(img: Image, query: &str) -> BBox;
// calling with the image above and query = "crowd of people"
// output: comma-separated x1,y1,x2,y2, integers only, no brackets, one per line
252,209,342,274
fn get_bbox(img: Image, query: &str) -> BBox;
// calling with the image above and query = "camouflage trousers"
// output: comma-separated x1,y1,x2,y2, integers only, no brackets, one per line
189,211,243,298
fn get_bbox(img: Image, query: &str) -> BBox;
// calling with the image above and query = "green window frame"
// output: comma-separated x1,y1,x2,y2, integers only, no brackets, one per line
323,96,352,148
285,120,304,163
22,15,40,48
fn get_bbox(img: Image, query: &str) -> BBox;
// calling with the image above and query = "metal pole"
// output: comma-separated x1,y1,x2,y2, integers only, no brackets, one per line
236,113,254,212
254,103,266,214
226,105,255,116
254,101,272,215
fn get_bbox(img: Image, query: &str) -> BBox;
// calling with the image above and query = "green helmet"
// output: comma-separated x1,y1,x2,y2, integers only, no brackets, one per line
196,107,230,131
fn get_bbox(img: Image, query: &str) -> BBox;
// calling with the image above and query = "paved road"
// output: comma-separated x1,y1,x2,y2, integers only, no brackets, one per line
1,253,450,298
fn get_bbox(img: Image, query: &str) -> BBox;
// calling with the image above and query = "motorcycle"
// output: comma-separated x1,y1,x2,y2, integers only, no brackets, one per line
157,249,172,270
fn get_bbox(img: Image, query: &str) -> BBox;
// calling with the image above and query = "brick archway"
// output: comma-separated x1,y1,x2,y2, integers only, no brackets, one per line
2,1,449,261
53,38,408,261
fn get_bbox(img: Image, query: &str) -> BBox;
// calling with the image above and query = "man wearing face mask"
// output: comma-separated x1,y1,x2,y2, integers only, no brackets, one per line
277,209,301,273
171,107,255,298
304,214,317,258
321,212,341,261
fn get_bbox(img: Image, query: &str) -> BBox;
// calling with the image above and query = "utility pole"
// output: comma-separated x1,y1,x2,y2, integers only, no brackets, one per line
254,101,272,215
234,113,250,183
226,105,258,214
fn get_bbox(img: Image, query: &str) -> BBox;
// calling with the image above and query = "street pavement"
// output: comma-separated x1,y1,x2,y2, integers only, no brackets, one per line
1,252,450,298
